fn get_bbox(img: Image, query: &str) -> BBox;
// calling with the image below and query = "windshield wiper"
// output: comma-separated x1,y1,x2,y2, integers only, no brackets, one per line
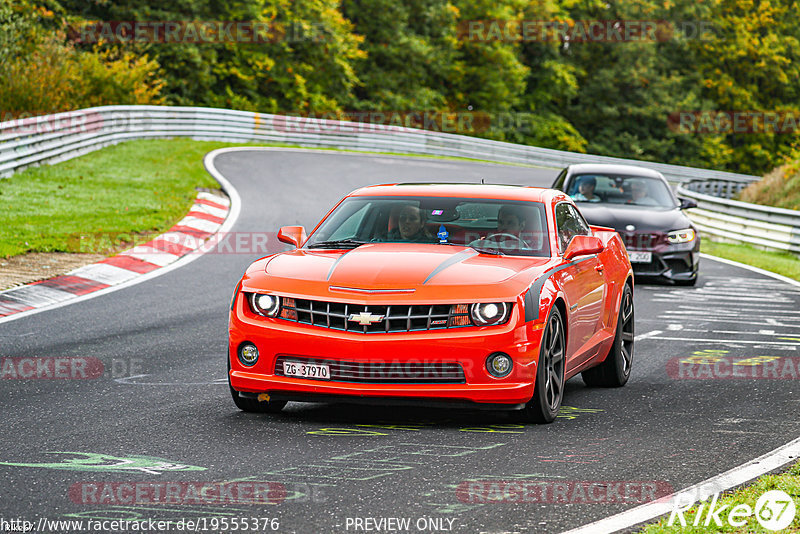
470,246,505,256
437,242,505,256
307,239,367,249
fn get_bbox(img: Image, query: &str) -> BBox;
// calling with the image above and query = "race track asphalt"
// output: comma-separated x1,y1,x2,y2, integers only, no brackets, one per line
1,150,799,534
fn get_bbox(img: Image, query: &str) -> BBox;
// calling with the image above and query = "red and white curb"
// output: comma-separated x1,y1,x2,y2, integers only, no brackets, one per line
0,148,242,324
0,192,229,319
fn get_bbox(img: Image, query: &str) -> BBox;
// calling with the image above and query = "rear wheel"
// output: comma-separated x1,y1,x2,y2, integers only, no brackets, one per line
228,359,286,413
514,306,565,423
582,284,634,387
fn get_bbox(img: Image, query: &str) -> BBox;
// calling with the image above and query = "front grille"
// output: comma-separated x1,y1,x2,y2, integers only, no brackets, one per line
622,232,663,250
278,298,472,333
274,355,466,384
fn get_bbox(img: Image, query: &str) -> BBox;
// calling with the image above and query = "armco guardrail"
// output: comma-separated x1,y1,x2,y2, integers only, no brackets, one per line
678,180,800,255
0,105,760,184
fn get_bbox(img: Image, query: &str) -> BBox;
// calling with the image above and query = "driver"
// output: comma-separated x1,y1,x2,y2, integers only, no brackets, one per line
497,205,527,236
469,205,530,250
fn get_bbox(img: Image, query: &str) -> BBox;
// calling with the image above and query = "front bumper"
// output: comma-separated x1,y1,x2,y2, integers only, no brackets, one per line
228,296,542,407
628,241,699,281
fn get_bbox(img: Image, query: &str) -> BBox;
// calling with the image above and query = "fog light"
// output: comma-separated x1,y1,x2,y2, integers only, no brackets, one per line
239,343,259,366
486,352,513,378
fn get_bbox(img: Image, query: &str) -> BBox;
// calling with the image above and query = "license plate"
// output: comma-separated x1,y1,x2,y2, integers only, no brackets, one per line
283,361,330,380
628,251,652,263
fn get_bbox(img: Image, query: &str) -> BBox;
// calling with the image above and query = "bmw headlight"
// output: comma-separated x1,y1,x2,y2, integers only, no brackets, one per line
667,228,696,244
470,302,511,326
248,293,281,317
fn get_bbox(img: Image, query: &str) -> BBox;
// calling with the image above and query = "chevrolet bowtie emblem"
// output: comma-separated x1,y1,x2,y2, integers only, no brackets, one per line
348,312,385,325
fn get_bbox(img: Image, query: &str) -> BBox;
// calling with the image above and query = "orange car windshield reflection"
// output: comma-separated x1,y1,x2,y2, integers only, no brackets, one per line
304,196,551,257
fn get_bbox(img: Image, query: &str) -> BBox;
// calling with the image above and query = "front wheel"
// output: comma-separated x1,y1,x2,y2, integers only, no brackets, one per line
582,283,634,387
514,306,565,423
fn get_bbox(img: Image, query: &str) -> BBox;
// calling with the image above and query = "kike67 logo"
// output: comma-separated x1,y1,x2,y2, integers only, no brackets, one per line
669,489,796,531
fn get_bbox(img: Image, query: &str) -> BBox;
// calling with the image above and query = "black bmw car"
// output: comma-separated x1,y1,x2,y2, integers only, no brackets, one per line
552,163,699,285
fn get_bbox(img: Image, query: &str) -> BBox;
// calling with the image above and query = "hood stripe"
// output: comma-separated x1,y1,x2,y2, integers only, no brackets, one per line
325,250,352,281
422,249,479,285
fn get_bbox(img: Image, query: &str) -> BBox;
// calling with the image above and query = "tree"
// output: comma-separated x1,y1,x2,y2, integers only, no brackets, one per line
341,0,459,110
688,0,800,173
58,0,365,112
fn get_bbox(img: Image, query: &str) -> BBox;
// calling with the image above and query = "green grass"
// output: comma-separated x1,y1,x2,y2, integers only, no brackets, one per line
701,241,800,281
0,138,543,258
639,462,800,533
736,162,800,211
0,139,231,257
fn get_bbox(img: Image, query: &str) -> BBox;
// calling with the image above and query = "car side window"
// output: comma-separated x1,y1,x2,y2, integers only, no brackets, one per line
569,205,592,235
553,169,567,190
555,203,591,254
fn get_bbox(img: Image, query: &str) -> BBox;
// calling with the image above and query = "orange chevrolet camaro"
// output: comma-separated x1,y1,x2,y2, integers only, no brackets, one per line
228,184,634,423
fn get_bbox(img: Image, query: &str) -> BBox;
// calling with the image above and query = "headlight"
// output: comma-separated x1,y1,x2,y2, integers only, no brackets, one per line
248,293,280,317
470,302,511,326
667,228,696,244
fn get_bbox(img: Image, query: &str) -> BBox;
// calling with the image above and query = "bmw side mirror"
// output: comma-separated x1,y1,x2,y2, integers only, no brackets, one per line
278,226,307,248
679,197,697,210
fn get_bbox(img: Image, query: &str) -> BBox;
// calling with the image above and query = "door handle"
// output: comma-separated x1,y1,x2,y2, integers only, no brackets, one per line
595,265,604,273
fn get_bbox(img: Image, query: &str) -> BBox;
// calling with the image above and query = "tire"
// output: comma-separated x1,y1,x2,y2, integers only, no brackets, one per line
228,359,286,414
582,284,634,387
514,306,566,423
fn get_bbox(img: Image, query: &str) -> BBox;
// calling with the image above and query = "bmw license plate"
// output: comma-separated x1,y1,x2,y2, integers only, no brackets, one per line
283,362,330,380
628,251,652,263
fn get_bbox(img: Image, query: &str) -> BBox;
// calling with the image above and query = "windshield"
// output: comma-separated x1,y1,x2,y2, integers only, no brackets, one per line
567,174,677,208
305,195,551,257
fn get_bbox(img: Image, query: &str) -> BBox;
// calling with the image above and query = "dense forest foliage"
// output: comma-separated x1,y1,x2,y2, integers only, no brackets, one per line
2,0,799,175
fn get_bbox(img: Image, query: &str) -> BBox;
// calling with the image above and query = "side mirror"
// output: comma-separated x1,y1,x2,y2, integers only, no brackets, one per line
277,226,307,248
564,235,604,260
679,197,697,209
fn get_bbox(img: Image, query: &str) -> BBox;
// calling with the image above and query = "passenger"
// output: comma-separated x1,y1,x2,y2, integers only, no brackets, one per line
627,180,659,206
571,176,601,202
386,205,435,242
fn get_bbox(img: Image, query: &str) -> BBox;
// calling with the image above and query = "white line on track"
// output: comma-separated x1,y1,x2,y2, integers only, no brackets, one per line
700,253,800,289
652,293,793,302
0,150,242,326
665,307,800,315
647,336,799,346
564,254,800,534
634,330,662,341
561,436,800,534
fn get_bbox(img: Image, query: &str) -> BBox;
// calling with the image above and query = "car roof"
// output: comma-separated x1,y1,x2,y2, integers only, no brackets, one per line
566,164,664,179
348,183,557,202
